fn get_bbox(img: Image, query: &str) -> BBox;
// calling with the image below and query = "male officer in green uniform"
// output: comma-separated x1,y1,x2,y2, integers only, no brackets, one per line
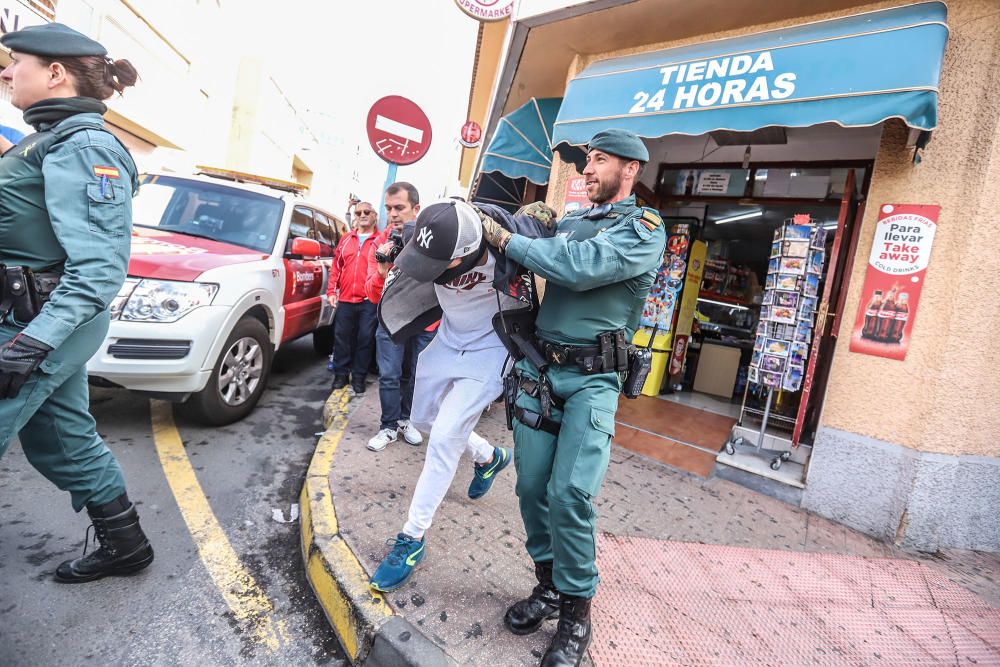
480,129,665,666
0,23,153,582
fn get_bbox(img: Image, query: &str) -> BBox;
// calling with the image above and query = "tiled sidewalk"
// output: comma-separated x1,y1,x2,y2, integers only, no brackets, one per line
326,391,1000,666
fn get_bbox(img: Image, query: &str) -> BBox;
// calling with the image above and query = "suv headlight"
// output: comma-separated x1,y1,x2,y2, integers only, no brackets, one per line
115,279,218,322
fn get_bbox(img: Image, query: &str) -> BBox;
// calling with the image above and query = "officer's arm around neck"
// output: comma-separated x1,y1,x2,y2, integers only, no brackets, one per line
504,208,665,292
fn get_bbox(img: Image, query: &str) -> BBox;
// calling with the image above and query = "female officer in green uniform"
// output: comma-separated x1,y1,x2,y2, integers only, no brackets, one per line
0,23,153,583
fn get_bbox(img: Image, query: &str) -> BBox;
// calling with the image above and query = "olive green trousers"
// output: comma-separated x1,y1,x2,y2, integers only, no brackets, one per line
512,357,619,598
0,312,126,511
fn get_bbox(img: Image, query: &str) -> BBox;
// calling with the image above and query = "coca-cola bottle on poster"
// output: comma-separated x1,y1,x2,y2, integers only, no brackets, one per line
862,290,883,339
890,292,909,343
875,287,898,341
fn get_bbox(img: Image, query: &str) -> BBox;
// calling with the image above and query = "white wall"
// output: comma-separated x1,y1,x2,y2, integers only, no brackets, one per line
54,0,236,170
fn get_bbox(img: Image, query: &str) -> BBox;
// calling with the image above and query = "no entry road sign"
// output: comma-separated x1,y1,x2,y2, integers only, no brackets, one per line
366,96,433,165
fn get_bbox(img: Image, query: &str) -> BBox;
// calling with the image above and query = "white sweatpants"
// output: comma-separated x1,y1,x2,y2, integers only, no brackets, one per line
402,337,508,538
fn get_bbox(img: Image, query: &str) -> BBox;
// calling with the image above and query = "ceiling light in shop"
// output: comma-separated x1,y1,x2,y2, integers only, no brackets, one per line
714,210,763,225
697,297,751,311
822,221,840,229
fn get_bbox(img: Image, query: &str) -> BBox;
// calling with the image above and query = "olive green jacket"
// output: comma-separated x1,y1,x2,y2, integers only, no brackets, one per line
0,112,138,348
505,195,666,346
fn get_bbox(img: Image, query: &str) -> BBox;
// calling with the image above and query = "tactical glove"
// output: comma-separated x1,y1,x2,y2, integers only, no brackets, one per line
515,201,559,229
0,334,52,399
472,205,513,251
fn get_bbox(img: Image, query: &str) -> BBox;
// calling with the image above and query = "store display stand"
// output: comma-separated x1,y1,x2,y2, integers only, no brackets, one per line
725,385,793,470
722,214,826,473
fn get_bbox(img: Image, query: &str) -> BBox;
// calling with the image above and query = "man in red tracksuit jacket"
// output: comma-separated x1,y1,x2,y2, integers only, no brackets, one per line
326,201,380,393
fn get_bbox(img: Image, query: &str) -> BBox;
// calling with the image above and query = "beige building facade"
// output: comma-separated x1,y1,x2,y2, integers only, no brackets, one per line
1,0,328,198
475,0,1000,551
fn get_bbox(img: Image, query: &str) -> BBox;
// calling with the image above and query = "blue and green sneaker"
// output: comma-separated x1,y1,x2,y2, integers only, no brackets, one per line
468,446,512,500
369,533,425,592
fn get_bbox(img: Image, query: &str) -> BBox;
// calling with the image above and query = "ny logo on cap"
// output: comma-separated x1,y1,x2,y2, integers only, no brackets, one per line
417,227,433,249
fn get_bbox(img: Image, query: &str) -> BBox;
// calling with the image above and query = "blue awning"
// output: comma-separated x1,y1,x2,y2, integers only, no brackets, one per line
481,97,561,184
471,171,528,212
552,2,949,149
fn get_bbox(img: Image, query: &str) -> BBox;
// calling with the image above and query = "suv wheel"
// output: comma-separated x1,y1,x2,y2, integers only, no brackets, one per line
185,318,273,425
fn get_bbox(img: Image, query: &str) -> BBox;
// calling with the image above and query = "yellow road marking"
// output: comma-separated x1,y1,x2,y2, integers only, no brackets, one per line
302,387,391,660
150,400,287,650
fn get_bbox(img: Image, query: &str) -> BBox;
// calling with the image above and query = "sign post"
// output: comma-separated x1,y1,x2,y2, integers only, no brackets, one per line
366,95,432,227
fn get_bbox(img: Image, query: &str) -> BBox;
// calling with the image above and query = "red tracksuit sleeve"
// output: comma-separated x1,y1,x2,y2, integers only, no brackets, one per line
364,241,385,303
327,236,348,297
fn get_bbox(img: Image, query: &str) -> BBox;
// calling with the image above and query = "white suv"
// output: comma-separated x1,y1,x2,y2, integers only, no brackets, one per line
86,168,347,425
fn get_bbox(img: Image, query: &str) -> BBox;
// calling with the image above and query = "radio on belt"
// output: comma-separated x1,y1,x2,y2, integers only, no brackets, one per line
622,325,658,399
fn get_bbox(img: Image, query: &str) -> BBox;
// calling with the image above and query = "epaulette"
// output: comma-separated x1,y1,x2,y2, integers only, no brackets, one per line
639,208,662,232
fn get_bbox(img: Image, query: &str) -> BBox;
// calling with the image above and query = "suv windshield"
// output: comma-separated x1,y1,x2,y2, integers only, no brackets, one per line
133,175,285,253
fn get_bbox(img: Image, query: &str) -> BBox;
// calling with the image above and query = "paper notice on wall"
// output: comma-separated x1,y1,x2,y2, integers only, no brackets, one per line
697,171,731,194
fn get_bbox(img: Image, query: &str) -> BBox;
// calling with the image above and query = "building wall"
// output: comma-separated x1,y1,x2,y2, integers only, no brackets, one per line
532,0,1000,550
542,0,1000,457
2,1,330,198
57,0,235,171
821,0,1000,459
224,57,319,190
1,0,237,171
803,0,1000,551
459,19,509,189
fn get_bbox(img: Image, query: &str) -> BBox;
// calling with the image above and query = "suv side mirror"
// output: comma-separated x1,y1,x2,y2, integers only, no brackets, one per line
287,237,321,259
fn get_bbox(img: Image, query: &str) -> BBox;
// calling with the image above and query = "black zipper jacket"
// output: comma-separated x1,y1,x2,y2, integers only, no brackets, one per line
377,204,555,346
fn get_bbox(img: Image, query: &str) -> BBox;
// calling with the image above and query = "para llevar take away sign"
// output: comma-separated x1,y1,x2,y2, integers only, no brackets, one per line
849,204,940,361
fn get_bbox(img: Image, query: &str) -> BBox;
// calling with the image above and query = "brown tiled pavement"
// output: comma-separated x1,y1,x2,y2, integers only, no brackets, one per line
324,391,1000,666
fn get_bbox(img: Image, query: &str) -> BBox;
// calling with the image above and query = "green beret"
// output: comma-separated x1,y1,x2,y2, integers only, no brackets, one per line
0,23,107,58
587,129,649,163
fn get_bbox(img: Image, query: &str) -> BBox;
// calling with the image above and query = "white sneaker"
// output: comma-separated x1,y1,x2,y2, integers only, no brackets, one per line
367,428,398,452
398,420,423,446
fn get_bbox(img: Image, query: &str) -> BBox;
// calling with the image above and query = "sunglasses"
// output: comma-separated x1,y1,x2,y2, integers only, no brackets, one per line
355,209,375,216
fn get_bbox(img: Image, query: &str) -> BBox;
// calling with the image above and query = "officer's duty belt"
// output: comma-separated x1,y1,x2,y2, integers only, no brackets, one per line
540,341,601,367
514,406,560,436
0,265,62,323
540,332,628,375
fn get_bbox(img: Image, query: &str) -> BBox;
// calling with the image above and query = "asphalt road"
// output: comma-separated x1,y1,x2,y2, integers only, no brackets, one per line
0,336,346,666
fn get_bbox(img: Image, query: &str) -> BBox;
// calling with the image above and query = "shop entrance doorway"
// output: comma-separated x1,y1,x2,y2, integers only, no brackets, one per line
617,146,874,485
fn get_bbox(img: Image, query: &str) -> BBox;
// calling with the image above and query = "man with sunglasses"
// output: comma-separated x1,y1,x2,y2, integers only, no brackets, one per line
326,199,380,393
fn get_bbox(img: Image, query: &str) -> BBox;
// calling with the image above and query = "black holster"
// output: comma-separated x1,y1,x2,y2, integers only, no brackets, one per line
0,266,59,323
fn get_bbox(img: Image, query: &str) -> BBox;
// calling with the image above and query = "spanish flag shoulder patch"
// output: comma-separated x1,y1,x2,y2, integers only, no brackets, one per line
94,165,120,179
639,209,662,231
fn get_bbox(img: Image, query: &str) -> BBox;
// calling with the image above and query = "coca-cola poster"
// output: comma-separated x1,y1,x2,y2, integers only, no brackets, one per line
563,176,589,214
849,204,940,361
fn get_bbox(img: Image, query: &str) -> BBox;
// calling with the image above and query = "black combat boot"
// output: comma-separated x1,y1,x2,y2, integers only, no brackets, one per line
540,594,592,667
55,493,154,583
504,561,560,635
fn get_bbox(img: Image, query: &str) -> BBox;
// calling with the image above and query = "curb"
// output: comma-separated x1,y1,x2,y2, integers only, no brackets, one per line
300,387,457,666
